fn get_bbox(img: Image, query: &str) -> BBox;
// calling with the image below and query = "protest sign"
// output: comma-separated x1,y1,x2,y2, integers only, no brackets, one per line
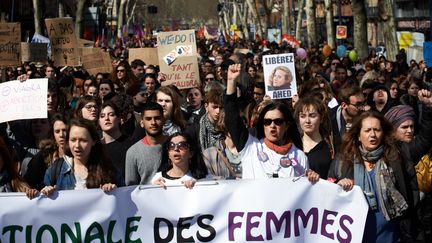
31,33,51,58
21,42,48,62
157,29,200,89
0,22,21,67
267,28,281,44
129,48,159,66
78,38,94,47
45,17,80,66
0,79,48,123
336,25,347,39
79,48,112,75
0,179,368,243
263,53,297,99
424,42,432,67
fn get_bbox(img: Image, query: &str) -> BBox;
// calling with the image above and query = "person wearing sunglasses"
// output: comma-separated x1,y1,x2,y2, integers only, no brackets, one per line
111,60,138,91
151,132,207,188
224,64,319,181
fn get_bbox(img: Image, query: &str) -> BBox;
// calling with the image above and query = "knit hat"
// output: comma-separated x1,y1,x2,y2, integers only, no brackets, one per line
384,105,416,128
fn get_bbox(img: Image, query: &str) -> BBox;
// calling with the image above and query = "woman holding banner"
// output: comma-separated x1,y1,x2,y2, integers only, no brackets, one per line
224,64,319,182
151,132,207,188
327,100,432,242
41,119,122,195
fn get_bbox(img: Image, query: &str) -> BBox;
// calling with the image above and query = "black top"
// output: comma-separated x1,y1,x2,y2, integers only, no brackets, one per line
103,134,131,178
304,140,332,179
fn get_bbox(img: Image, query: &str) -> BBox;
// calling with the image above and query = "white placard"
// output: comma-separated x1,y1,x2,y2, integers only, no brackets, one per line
263,53,298,99
0,179,368,242
0,79,48,123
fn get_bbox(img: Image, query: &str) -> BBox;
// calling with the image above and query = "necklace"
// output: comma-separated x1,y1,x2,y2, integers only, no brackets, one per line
365,161,376,170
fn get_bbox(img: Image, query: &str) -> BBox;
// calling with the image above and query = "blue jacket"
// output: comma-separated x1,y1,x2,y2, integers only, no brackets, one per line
44,156,76,190
44,156,125,190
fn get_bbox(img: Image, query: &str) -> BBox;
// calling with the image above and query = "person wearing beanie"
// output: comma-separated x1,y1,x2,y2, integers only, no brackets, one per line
384,105,416,143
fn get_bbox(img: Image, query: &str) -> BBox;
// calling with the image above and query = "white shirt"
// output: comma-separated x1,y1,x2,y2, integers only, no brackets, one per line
240,134,309,179
151,171,195,186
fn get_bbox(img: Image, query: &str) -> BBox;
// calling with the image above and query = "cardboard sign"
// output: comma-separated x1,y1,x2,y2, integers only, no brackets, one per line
21,43,48,62
336,25,347,39
0,79,48,123
263,53,298,99
129,48,159,66
0,22,21,67
157,30,200,89
78,38,94,47
80,48,112,75
31,33,51,58
45,17,80,66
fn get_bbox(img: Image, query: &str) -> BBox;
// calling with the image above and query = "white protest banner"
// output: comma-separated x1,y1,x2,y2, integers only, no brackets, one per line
0,22,21,67
157,29,200,89
267,28,281,44
0,179,368,242
263,53,297,99
45,17,80,66
0,78,48,123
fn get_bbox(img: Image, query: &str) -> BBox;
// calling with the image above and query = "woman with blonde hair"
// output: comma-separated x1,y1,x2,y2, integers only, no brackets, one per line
267,66,293,90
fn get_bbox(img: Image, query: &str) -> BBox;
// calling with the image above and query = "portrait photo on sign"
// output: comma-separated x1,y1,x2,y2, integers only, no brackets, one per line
263,53,297,99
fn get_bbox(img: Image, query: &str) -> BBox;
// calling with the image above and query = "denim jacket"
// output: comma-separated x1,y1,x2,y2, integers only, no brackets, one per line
43,155,76,190
43,155,125,190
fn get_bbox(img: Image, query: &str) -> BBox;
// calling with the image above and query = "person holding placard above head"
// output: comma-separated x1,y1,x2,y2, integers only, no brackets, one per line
267,66,293,91
224,63,319,182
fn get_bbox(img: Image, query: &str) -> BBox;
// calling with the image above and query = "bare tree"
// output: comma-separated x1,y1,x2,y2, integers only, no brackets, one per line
324,0,335,48
233,1,250,39
32,0,42,34
281,0,290,35
59,0,65,17
295,0,305,41
378,0,398,61
117,0,127,38
246,0,264,37
126,0,137,27
351,0,368,60
75,0,86,38
305,0,317,47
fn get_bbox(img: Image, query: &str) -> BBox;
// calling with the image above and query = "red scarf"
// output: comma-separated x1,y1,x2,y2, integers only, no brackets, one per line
264,138,292,155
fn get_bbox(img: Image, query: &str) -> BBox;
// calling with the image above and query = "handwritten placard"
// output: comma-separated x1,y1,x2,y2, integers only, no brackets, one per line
157,30,200,89
263,53,298,99
45,17,80,66
0,79,48,123
129,48,159,66
79,48,112,75
0,23,21,67
21,43,48,62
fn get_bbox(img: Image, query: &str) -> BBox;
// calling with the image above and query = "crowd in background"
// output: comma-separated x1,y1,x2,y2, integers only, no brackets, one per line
1,37,432,242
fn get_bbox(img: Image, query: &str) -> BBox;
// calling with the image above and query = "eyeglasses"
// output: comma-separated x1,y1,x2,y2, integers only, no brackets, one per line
117,69,125,73
168,141,189,151
84,104,99,110
263,118,285,126
205,77,215,81
349,102,366,109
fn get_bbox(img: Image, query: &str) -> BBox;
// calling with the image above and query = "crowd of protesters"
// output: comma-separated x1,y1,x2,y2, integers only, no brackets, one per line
1,36,432,242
